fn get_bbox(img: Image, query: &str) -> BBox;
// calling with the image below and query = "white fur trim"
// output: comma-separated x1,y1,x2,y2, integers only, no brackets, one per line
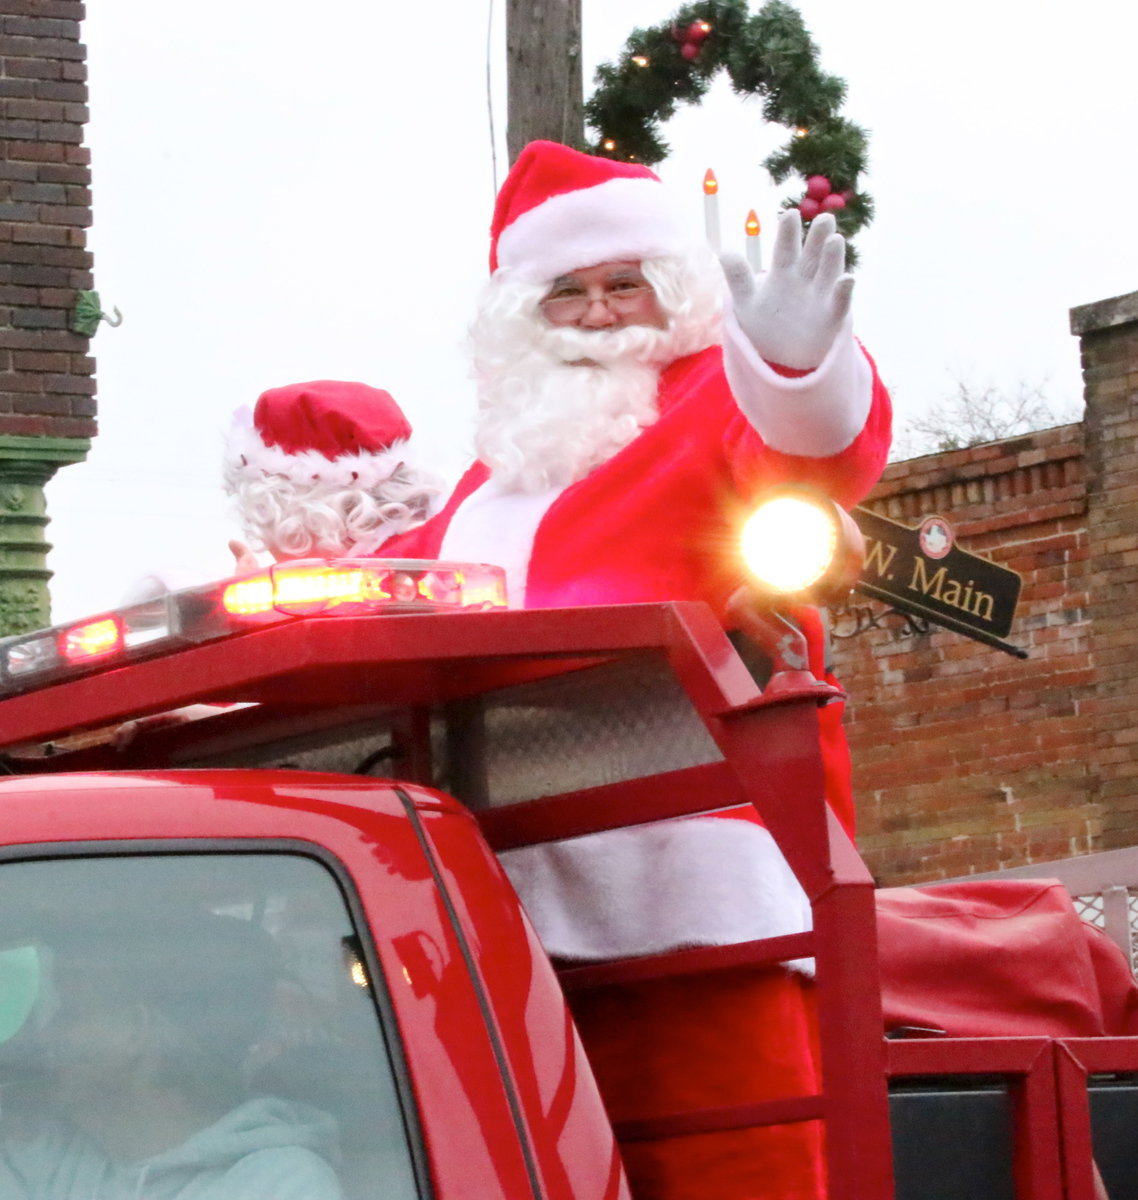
440,479,561,608
223,416,414,491
497,176,693,283
721,305,873,458
499,817,814,974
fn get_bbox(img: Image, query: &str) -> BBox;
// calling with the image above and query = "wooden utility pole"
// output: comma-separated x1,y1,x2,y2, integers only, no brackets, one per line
506,0,584,164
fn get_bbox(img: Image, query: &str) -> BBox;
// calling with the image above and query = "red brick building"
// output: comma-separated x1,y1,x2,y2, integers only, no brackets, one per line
0,0,96,633
839,289,1138,886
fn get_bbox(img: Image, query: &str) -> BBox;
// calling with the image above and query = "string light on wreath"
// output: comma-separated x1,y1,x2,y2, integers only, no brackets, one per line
585,0,874,262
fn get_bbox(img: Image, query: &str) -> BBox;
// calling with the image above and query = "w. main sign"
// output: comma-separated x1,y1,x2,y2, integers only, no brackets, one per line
852,508,1024,655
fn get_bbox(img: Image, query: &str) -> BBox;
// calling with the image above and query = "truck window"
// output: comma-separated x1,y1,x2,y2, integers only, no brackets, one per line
0,852,420,1200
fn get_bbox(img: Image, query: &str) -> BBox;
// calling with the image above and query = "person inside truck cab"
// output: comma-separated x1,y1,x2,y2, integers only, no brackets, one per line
363,141,892,1200
0,908,344,1200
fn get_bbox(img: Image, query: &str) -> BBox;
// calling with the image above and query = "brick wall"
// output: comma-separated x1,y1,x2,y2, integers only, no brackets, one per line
0,0,96,439
839,290,1138,886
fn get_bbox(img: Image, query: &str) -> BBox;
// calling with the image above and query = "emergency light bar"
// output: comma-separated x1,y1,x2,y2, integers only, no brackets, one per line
0,559,506,699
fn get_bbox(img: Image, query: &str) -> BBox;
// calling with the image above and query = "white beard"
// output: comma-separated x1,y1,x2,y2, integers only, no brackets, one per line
469,267,722,495
474,333,664,493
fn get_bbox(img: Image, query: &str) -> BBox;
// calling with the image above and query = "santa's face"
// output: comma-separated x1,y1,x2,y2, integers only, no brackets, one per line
468,249,724,493
539,261,667,331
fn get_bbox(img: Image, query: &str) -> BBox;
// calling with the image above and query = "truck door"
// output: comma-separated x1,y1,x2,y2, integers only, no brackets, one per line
0,850,420,1200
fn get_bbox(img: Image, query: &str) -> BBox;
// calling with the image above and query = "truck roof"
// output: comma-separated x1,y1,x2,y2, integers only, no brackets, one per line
0,597,758,770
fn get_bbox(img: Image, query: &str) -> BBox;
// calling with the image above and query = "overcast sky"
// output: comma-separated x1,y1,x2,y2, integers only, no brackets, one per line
43,0,1138,622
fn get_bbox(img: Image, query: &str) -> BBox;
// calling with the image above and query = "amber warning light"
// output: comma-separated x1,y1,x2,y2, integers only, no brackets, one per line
0,559,508,698
222,559,507,619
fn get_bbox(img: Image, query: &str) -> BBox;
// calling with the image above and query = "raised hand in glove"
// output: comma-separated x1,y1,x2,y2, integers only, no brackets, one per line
721,209,853,371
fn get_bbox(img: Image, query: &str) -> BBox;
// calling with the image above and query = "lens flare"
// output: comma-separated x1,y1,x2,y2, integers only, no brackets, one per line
741,496,839,594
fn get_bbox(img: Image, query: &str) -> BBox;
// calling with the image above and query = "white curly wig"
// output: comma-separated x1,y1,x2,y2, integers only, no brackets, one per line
222,406,444,558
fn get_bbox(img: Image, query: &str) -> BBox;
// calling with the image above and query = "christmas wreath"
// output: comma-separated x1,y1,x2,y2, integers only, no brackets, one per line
585,0,873,259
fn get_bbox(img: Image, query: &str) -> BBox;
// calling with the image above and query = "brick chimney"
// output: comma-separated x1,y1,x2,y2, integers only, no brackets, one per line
1071,289,1138,849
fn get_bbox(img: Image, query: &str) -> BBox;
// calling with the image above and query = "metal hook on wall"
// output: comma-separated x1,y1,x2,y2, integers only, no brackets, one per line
70,290,123,336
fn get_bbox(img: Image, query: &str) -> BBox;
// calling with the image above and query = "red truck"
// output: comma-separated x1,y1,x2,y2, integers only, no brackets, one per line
0,546,1133,1200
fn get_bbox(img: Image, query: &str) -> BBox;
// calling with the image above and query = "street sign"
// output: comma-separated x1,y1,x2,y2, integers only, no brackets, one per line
852,508,1024,654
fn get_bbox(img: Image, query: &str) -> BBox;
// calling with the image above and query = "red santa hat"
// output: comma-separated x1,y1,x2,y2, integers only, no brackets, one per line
490,140,692,283
223,380,416,491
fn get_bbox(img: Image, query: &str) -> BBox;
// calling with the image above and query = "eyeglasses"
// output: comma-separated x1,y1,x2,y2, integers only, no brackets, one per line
539,283,656,322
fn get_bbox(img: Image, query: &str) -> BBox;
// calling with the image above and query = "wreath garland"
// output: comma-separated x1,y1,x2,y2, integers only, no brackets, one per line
584,0,873,261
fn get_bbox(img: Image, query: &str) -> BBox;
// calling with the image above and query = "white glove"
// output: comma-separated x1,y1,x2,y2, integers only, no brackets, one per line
721,210,853,371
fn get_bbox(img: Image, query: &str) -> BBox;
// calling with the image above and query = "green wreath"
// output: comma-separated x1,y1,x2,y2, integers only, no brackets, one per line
585,0,873,261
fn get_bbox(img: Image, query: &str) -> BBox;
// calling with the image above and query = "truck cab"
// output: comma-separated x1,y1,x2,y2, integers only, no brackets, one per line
0,770,627,1200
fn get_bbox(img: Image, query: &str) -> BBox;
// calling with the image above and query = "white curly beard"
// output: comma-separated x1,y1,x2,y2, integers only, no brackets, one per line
469,254,723,494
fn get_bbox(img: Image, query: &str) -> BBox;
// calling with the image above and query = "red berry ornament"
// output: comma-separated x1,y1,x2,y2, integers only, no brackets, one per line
687,20,711,43
680,42,700,60
820,193,846,213
798,197,822,221
805,175,831,201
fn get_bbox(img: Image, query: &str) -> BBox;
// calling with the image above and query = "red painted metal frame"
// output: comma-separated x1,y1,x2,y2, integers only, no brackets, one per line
887,1037,1064,1200
1054,1038,1138,1200
665,605,894,1200
470,605,896,1200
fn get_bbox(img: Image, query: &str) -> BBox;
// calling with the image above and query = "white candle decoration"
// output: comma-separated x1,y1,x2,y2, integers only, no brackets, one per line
703,169,721,252
745,209,762,272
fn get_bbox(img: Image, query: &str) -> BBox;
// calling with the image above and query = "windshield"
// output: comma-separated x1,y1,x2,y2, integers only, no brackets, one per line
0,853,419,1200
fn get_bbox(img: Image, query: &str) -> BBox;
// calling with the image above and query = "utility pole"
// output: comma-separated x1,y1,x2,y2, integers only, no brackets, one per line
506,0,584,164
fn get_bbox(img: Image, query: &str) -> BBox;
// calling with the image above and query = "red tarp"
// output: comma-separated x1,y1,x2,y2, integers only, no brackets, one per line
877,879,1138,1038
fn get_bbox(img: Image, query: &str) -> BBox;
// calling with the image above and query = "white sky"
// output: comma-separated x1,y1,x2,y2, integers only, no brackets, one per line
44,0,1138,622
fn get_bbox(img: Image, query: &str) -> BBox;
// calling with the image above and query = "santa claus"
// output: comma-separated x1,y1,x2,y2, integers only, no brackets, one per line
379,140,892,1199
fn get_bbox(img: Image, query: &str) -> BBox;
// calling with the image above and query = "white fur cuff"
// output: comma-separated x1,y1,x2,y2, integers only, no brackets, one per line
721,306,873,458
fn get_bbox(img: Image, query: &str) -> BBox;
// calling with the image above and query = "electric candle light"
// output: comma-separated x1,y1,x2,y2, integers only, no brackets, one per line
702,169,721,252
745,209,762,272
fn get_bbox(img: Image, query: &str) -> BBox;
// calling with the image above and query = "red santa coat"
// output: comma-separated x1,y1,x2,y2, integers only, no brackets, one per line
381,333,890,963
380,328,892,949
384,330,889,1200
384,341,890,617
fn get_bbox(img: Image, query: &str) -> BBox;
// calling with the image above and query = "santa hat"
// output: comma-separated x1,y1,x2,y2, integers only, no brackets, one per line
223,380,416,492
490,140,692,283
